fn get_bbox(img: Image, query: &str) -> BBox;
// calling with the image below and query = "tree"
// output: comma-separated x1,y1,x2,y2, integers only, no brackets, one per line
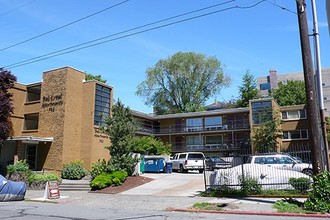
102,99,137,175
272,80,306,106
136,52,231,114
0,68,17,144
252,107,282,153
85,73,107,83
132,136,171,155
236,70,259,107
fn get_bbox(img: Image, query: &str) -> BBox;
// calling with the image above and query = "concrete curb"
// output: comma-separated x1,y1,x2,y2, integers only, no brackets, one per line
166,208,330,218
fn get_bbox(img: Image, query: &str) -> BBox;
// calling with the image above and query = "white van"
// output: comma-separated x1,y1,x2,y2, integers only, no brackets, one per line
172,152,205,173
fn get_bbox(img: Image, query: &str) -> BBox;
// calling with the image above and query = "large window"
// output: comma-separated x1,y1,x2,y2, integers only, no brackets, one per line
283,130,308,140
205,116,222,130
205,135,223,149
26,85,41,102
260,83,271,91
282,110,306,120
24,113,39,130
186,135,203,150
251,101,272,125
94,84,111,126
186,118,202,131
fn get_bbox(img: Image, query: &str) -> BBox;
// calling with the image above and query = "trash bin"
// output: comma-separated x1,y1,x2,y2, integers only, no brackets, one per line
165,161,173,173
144,157,165,173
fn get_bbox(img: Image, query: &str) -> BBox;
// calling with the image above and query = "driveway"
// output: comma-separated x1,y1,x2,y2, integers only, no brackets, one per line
120,171,205,197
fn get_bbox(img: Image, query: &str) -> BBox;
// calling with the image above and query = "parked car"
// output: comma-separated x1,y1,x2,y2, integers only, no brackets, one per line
209,163,312,190
172,152,205,173
205,157,231,170
245,153,313,176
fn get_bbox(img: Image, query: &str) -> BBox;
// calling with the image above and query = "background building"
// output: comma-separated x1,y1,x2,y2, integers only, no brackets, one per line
257,68,330,116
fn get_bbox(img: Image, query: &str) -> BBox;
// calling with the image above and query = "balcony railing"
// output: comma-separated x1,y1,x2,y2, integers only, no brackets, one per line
170,140,251,152
136,119,250,135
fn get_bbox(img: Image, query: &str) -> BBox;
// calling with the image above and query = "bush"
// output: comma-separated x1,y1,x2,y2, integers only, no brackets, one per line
304,171,330,213
289,177,311,192
61,160,87,180
90,171,128,190
6,160,31,181
90,172,113,190
239,175,262,195
28,172,61,184
90,159,108,179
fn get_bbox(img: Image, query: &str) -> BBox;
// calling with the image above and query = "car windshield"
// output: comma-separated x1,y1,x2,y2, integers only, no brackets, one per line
210,157,226,162
292,156,303,163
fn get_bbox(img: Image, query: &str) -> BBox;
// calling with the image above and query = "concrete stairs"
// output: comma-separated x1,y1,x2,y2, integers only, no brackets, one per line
59,176,91,191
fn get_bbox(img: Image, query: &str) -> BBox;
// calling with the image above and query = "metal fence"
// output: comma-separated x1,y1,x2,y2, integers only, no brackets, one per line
204,144,313,191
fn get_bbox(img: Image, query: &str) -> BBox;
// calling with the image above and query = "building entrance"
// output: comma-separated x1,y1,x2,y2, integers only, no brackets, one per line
25,144,37,170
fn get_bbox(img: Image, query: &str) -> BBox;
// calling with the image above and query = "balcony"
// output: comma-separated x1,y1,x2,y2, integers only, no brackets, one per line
136,119,250,135
170,140,251,152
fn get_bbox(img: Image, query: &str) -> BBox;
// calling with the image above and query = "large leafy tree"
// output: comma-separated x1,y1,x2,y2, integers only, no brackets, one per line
85,73,107,83
236,70,259,107
0,68,17,144
103,99,137,175
136,52,231,114
252,107,282,153
132,136,171,155
272,80,306,106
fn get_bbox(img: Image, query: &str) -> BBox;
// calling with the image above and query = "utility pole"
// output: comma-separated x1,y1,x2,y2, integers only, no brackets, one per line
311,0,330,171
296,0,324,174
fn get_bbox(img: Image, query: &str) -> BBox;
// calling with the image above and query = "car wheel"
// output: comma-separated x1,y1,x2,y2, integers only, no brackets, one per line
302,168,313,177
199,169,203,173
179,165,185,173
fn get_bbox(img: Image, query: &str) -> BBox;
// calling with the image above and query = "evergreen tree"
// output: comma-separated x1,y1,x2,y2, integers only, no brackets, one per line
103,99,137,175
236,70,259,107
0,68,17,144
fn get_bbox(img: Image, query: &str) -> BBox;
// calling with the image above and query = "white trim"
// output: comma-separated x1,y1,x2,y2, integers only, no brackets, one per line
7,136,53,143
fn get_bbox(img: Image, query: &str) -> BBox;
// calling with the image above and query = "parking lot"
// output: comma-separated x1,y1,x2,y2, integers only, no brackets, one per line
121,171,205,197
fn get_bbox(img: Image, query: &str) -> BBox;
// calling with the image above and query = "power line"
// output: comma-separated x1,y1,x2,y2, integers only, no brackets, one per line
4,0,266,69
0,0,37,17
0,0,129,52
265,0,296,14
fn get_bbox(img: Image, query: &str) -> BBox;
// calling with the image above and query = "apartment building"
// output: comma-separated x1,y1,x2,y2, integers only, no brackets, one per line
2,66,313,173
257,68,330,116
1,67,112,173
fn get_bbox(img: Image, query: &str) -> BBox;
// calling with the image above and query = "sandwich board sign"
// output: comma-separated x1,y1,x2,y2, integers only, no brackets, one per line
44,181,60,199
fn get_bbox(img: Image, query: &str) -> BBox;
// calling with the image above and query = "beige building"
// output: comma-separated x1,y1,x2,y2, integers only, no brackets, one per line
1,67,112,173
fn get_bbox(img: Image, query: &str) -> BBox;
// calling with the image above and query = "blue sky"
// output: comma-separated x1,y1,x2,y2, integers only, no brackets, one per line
1,0,329,113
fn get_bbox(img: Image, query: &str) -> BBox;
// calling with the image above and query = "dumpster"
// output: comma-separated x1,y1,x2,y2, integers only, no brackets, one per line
165,161,173,173
144,156,165,173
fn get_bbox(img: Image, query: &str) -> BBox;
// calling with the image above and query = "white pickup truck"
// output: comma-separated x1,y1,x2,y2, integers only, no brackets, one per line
172,152,205,173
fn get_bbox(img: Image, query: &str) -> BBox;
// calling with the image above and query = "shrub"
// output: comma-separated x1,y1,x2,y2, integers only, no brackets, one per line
304,171,330,213
90,172,113,190
239,175,262,195
28,172,61,184
90,159,108,179
61,160,87,180
90,171,128,190
6,160,31,181
289,177,311,192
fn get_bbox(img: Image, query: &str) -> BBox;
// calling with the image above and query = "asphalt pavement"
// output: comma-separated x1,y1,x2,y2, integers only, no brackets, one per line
24,172,330,218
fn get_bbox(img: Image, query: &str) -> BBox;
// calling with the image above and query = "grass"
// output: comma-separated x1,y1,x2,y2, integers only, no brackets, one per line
191,202,224,211
273,198,319,214
200,188,308,197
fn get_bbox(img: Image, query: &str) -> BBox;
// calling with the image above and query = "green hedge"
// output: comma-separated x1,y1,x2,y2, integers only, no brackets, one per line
90,171,128,190
61,160,87,180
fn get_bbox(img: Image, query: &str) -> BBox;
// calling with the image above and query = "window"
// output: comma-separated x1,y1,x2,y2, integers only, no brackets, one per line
186,136,203,150
251,101,272,124
94,84,111,126
205,116,222,130
186,118,202,131
24,113,39,130
260,83,271,91
26,85,41,102
283,130,308,140
281,110,306,120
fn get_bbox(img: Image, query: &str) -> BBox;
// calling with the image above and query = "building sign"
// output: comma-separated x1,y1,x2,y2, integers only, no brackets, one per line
94,127,109,139
41,94,63,112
